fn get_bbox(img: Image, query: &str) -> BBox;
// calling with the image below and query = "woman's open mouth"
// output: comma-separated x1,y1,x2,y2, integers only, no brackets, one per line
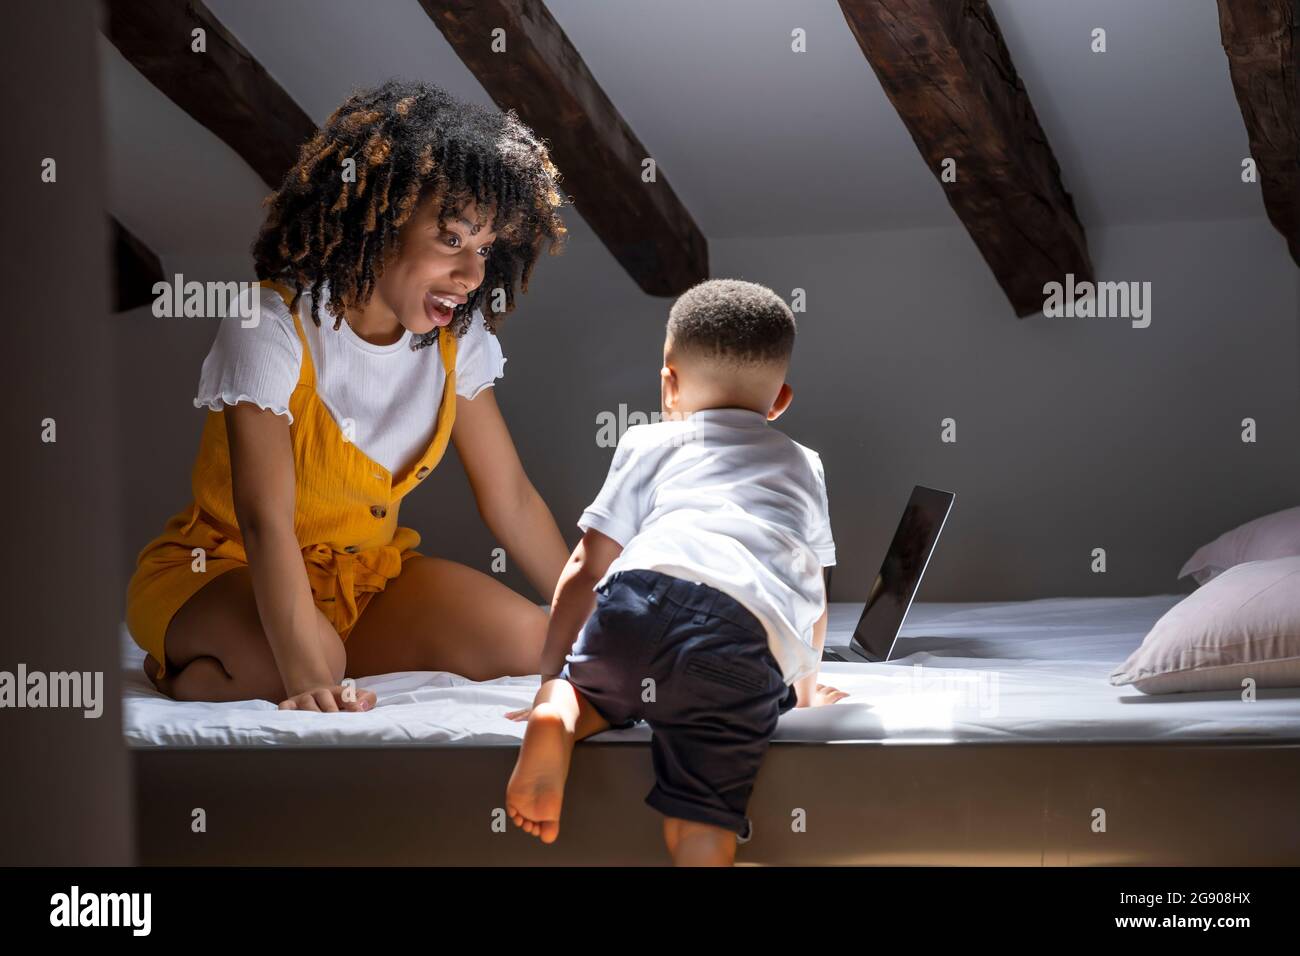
424,291,460,327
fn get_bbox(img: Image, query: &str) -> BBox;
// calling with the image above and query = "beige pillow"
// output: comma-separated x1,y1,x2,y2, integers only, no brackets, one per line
1179,505,1300,584
1111,556,1300,694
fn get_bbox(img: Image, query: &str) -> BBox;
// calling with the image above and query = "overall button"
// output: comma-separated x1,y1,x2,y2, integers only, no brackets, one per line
370,505,387,519
344,545,359,554
415,466,431,480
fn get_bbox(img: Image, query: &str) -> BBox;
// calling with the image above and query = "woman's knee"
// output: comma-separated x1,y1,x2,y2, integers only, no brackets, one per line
165,567,345,698
318,615,347,683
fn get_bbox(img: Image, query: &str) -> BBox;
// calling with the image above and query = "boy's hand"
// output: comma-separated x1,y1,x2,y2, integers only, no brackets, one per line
808,683,849,707
506,672,564,721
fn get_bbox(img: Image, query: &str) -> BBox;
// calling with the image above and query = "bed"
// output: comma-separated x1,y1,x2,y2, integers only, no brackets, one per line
123,596,1300,865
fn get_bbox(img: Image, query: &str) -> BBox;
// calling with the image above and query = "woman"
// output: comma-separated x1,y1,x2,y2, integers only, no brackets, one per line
126,81,571,711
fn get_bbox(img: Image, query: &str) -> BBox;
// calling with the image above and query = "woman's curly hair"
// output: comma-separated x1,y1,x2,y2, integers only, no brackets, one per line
253,79,568,346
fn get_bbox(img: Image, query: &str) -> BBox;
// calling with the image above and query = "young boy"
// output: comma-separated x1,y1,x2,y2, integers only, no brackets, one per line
505,279,845,865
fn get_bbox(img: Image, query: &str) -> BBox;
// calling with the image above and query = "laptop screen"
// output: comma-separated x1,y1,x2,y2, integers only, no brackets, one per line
850,486,954,662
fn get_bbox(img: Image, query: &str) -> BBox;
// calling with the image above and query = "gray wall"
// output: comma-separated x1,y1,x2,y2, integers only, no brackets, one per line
712,218,1300,601
119,214,1299,606
3,0,133,865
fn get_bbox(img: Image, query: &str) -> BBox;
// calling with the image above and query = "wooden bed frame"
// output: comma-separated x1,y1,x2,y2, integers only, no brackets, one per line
133,739,1300,865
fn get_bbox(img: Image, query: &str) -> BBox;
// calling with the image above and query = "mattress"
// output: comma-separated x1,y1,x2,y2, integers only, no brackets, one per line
120,595,1300,748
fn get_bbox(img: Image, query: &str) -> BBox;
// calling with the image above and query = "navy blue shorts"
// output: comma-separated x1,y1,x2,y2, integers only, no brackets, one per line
560,569,797,838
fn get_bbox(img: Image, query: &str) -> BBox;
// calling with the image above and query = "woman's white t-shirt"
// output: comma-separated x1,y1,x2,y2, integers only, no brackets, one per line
193,283,505,475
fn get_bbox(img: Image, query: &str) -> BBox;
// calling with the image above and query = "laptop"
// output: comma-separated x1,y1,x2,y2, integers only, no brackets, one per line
822,485,955,663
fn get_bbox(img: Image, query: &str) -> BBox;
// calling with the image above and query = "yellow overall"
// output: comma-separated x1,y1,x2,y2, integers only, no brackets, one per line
126,281,458,680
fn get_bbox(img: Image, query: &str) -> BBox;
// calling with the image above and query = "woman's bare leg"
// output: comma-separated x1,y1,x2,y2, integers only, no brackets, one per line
147,566,345,703
343,555,548,680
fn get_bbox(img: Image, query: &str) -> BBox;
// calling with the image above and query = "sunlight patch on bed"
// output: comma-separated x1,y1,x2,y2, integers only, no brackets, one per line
872,690,959,734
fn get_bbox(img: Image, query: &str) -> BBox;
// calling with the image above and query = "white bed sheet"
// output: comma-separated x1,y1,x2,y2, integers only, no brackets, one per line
120,595,1300,748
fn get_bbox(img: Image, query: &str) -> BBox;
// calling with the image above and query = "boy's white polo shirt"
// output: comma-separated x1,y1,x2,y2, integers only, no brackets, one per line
578,408,836,685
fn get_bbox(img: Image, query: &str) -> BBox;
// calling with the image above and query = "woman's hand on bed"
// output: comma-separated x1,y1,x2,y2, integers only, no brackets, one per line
278,685,376,713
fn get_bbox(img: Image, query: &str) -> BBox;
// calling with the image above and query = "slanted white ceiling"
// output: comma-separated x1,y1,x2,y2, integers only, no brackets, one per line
544,0,1261,235
106,0,1266,263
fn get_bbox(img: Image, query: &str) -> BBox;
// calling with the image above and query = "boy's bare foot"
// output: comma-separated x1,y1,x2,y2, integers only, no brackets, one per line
505,703,572,844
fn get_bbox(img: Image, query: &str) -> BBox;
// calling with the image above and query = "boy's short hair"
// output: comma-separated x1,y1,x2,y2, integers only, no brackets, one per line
667,279,795,365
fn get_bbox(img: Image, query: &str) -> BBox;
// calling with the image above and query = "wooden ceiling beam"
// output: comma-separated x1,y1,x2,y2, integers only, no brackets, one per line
103,0,315,191
838,0,1093,317
420,0,708,296
1216,0,1300,266
110,216,165,313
